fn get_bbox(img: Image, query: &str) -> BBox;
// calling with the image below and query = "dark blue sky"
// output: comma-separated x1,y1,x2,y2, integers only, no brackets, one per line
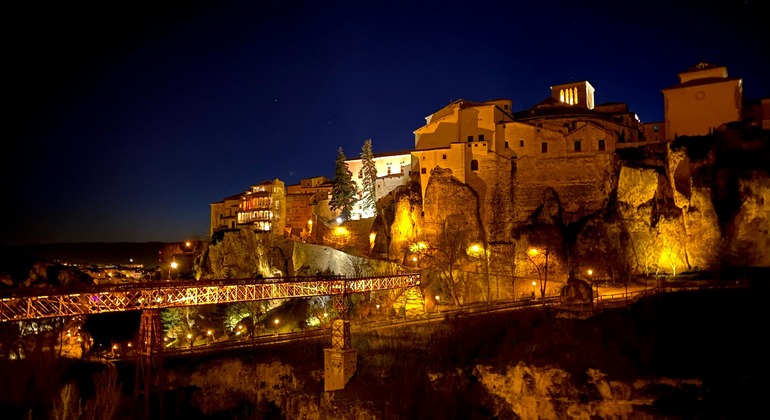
3,1,767,245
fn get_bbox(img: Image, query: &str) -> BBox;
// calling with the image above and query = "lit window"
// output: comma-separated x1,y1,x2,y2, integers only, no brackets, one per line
598,139,606,151
574,140,582,152
560,89,564,102
653,125,659,132
574,87,578,104
471,160,479,171
541,142,548,153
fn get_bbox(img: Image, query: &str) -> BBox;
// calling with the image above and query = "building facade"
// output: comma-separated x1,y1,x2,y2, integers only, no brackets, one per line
344,150,413,220
662,62,742,139
285,176,333,241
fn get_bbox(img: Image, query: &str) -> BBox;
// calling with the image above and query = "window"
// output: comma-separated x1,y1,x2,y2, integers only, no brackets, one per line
519,140,524,147
598,139,606,151
387,166,391,175
421,167,426,174
574,140,582,152
478,134,484,141
504,104,509,110
541,142,548,153
442,154,447,160
504,141,509,148
467,135,473,142
653,125,659,132
471,160,478,171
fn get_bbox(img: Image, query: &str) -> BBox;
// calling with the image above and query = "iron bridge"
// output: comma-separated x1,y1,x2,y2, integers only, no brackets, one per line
0,274,420,322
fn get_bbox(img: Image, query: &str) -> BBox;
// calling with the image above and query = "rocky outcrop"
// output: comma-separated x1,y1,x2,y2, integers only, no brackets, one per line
475,363,702,419
196,232,400,279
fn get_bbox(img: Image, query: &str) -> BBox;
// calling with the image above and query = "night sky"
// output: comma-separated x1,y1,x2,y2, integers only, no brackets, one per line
3,1,768,245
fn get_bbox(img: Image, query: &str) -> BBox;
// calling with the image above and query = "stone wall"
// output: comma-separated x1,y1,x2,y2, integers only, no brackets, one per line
513,153,615,225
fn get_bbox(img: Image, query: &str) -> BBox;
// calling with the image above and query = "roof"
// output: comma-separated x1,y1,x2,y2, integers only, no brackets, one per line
662,76,741,91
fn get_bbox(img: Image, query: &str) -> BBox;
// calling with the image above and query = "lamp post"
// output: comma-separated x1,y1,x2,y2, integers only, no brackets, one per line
273,318,280,336
187,333,193,352
531,281,537,299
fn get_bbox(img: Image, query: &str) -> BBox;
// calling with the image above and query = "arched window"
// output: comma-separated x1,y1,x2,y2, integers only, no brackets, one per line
471,160,479,171
560,89,565,102
573,87,578,104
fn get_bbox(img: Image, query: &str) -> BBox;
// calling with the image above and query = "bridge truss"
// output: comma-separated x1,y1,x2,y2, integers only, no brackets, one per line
0,274,420,322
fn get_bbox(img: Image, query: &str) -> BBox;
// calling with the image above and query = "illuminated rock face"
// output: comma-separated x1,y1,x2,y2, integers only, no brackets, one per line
385,129,769,282
475,363,702,419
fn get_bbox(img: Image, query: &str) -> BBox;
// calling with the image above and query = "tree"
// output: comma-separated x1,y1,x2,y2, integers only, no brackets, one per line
415,216,471,306
359,138,378,218
330,147,357,220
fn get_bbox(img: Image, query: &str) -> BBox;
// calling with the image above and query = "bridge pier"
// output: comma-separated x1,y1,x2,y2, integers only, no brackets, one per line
134,308,164,419
324,289,356,391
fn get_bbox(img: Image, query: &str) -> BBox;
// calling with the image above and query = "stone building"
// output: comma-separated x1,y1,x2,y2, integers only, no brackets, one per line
345,150,413,220
662,62,743,139
209,192,245,237
285,176,333,241
209,179,286,238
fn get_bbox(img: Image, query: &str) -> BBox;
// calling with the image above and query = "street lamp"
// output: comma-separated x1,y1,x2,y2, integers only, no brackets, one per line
531,281,537,299
169,261,178,280
207,330,213,344
186,333,193,351
273,318,280,336
435,295,440,313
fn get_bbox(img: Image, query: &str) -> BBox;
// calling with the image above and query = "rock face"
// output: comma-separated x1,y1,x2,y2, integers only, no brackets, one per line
196,232,400,279
475,363,701,419
376,128,769,291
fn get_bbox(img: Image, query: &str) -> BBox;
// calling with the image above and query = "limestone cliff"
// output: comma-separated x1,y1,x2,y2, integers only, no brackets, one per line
195,231,400,279
375,126,769,287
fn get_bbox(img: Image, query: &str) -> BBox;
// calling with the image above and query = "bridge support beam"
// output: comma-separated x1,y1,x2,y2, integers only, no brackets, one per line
324,288,356,391
134,309,164,419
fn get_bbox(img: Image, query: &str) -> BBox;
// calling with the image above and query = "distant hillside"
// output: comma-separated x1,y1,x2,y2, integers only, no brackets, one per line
11,242,167,267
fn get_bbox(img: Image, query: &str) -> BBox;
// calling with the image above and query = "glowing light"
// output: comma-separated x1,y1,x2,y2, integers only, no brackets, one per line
207,330,212,336
409,241,428,252
171,261,178,269
336,217,343,223
274,319,280,325
528,248,539,256
532,281,537,286
335,226,348,236
307,219,313,225
186,333,192,339
587,269,593,276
